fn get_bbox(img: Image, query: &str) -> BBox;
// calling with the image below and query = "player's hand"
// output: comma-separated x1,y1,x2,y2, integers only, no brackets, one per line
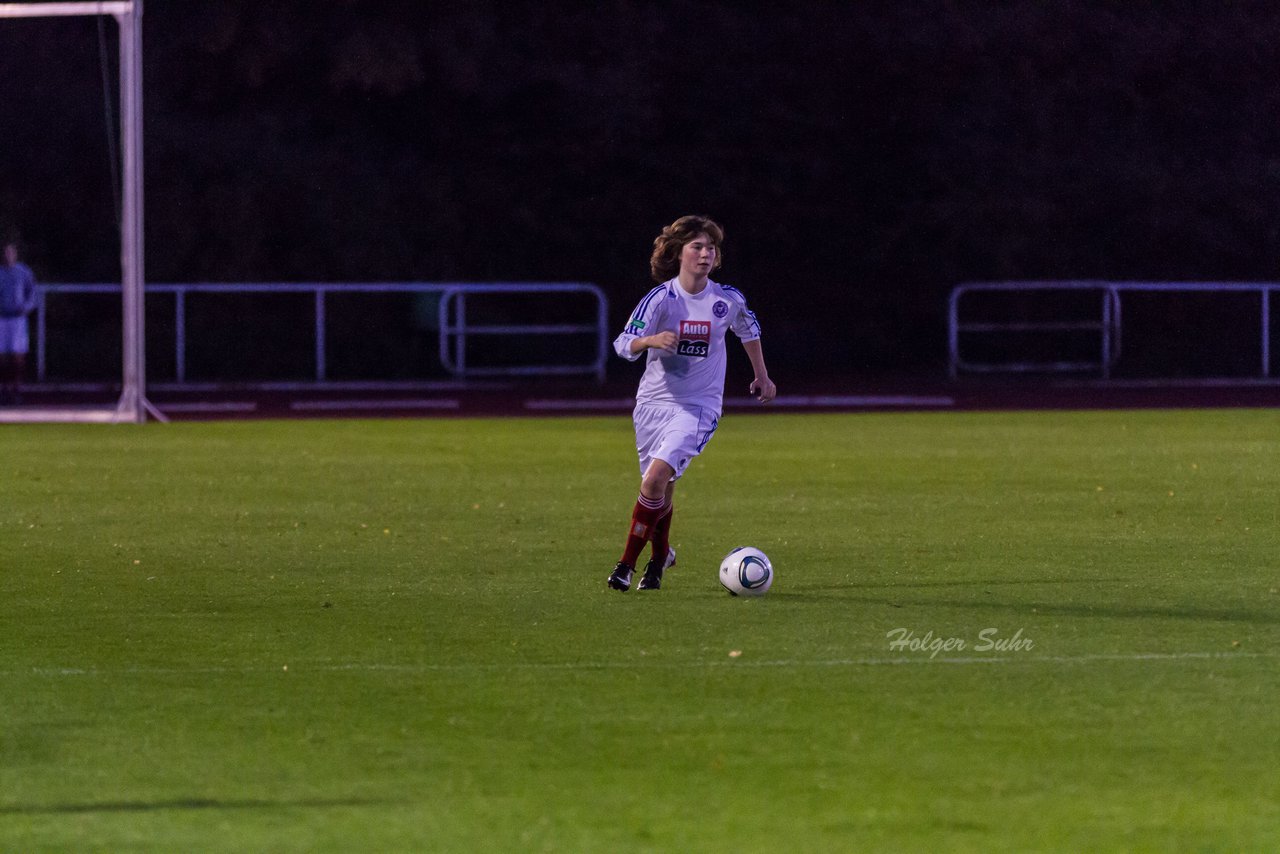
647,331,678,354
749,376,777,403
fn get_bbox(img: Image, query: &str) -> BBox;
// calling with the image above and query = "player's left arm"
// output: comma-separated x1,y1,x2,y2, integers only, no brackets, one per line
725,286,775,403
741,338,776,403
21,267,38,314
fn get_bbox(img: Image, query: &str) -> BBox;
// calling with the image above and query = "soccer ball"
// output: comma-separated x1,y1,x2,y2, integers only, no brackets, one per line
719,547,773,597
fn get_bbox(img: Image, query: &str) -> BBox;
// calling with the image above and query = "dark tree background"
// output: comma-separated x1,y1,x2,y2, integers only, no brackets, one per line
2,1,1279,380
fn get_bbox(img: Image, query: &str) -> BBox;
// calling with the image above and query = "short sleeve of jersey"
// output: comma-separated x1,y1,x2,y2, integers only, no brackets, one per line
723,285,761,343
613,284,669,362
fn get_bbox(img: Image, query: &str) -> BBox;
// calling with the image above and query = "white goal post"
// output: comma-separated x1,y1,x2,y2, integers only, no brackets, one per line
0,1,163,423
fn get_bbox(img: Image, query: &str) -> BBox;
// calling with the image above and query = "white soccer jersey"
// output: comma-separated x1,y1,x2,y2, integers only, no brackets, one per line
613,278,761,414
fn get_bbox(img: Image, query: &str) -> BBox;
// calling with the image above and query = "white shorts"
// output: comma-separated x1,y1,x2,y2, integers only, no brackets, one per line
0,317,29,355
633,403,719,481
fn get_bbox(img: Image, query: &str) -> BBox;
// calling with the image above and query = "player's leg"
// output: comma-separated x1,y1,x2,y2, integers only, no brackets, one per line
610,405,709,591
638,480,677,590
637,408,715,589
10,352,25,403
653,480,676,564
609,404,670,590
0,320,19,403
0,352,14,404
609,458,675,591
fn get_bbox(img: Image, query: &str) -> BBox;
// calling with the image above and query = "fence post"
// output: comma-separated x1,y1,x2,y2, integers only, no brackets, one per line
315,288,326,381
1101,287,1112,380
175,288,186,383
1263,287,1271,378
455,291,467,377
36,291,47,381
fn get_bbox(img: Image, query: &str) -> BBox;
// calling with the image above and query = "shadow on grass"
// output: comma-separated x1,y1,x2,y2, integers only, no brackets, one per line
931,597,1280,625
0,797,397,815
811,577,1131,590
785,587,1280,624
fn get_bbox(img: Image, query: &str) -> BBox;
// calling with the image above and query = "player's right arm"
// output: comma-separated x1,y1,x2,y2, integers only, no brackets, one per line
630,331,677,355
613,285,674,360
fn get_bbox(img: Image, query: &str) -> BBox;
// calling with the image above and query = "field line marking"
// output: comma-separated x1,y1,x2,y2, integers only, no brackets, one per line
290,398,460,411
723,394,955,408
523,398,635,411
11,650,1277,677
522,395,956,411
156,401,258,413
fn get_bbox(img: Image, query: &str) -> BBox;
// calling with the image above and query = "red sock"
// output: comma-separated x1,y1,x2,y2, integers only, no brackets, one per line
620,493,665,566
650,502,673,566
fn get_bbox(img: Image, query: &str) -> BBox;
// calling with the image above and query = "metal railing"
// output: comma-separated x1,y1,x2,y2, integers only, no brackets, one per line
35,282,609,387
949,281,1278,379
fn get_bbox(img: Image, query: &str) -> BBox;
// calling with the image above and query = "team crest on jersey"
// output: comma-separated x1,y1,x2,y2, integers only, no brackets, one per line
677,319,710,358
713,300,728,318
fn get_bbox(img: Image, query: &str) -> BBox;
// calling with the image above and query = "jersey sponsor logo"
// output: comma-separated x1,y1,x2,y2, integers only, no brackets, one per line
677,319,710,357
713,300,728,318
681,320,710,337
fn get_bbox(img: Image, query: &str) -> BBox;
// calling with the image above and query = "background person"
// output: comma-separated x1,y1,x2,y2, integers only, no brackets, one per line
0,241,38,405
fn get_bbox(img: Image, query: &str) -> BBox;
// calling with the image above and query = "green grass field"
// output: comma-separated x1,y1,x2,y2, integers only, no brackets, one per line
2,410,1278,851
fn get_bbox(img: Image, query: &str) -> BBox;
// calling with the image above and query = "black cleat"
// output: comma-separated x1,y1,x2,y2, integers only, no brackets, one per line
607,562,634,591
638,548,677,591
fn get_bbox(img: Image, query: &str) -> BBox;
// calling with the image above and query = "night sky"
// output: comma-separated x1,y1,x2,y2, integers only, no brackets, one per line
2,1,1279,378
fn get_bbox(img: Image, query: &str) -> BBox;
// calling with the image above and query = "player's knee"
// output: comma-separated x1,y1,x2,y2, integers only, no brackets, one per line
640,477,665,501
641,464,674,499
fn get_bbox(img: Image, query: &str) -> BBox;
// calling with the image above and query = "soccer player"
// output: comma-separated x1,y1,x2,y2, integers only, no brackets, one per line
607,215,776,591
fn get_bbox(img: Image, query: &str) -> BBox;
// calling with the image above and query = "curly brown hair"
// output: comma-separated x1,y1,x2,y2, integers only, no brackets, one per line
649,215,724,283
